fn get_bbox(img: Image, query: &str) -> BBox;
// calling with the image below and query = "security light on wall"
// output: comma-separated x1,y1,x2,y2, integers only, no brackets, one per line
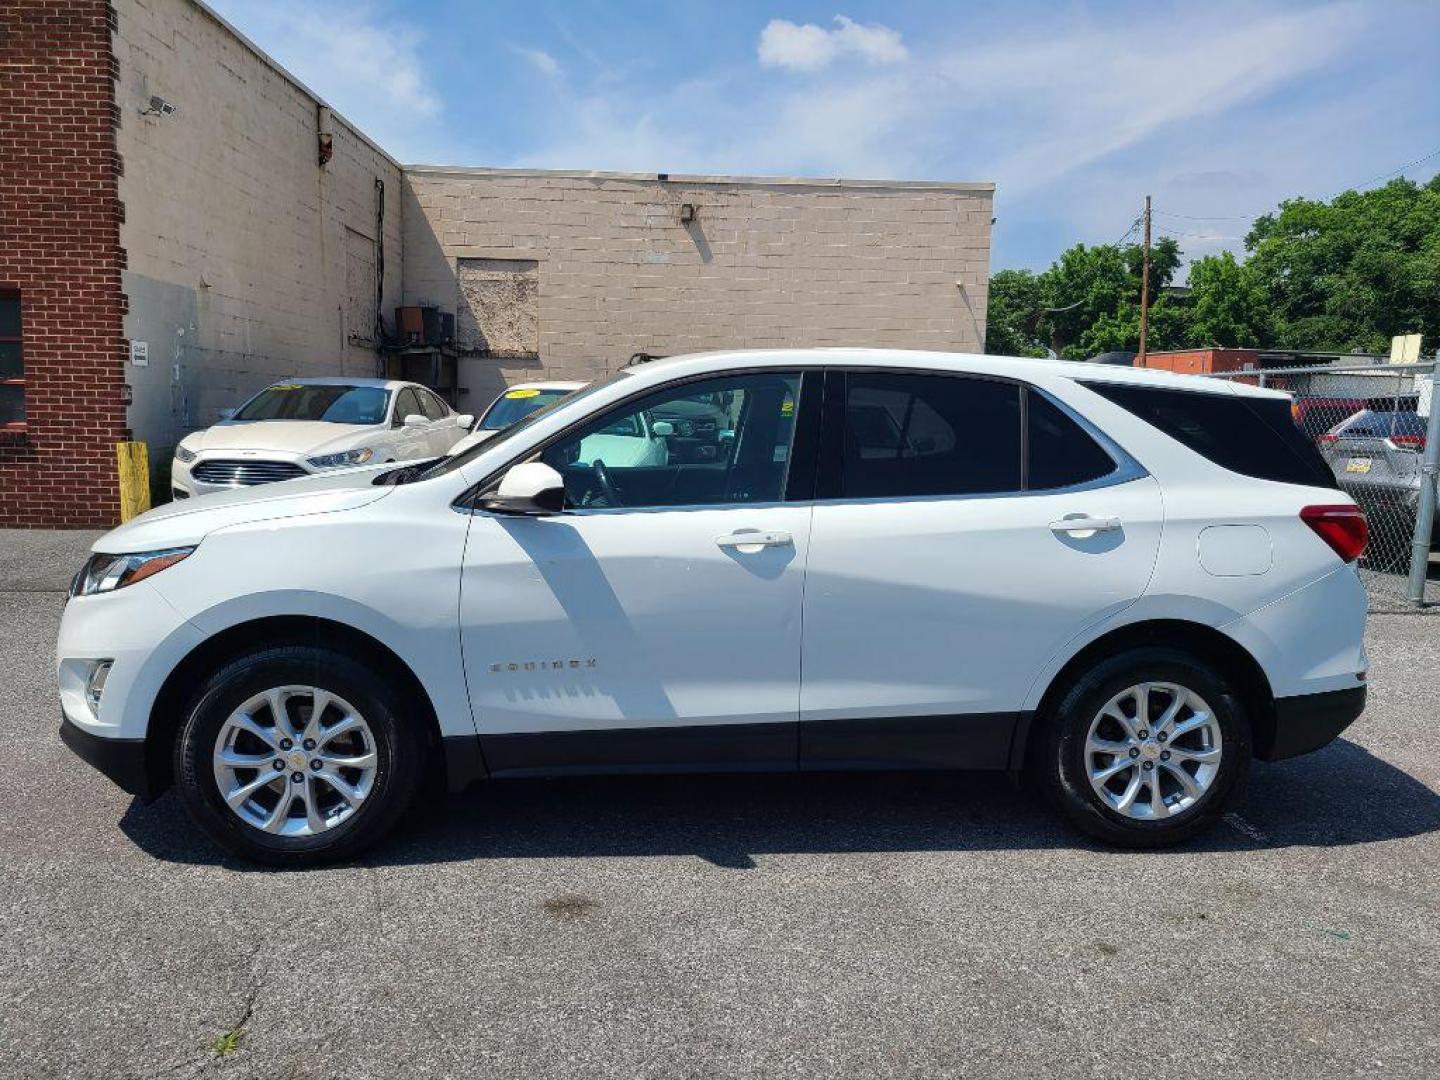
139,95,177,117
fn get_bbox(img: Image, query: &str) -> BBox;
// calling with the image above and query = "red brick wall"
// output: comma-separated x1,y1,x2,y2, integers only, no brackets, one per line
1140,349,1260,375
0,0,126,527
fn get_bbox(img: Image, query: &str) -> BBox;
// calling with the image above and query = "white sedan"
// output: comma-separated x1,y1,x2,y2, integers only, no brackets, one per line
171,378,472,499
447,381,584,457
448,380,669,468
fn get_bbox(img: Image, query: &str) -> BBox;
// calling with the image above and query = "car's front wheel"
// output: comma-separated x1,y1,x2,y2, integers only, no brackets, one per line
1037,647,1251,847
173,645,424,865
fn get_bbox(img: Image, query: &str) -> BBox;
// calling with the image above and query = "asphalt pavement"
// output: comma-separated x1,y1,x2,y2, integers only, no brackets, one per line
1,528,1437,1079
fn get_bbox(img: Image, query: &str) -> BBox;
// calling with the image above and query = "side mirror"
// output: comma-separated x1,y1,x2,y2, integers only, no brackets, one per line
218,408,236,421
479,462,565,516
403,413,428,427
652,420,674,437
455,413,474,428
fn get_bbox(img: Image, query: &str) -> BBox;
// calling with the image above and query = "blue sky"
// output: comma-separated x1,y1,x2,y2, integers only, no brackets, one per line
209,0,1440,272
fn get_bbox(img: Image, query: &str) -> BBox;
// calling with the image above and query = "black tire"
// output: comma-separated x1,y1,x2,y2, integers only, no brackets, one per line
1035,647,1251,848
173,645,425,866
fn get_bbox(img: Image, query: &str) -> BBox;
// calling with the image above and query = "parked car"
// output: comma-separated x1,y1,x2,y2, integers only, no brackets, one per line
1292,394,1418,443
1319,407,1437,553
60,349,1368,864
646,391,732,463
170,378,471,499
1291,396,1368,442
447,381,583,457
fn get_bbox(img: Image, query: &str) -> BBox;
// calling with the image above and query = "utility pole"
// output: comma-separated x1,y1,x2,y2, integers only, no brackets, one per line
1137,194,1152,367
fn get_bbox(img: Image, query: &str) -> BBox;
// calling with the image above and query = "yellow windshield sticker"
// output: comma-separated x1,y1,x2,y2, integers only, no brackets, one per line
780,398,795,415
273,383,302,391
505,388,542,399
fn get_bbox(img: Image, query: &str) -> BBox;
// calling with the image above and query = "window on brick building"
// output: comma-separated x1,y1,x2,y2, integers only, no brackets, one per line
0,292,23,428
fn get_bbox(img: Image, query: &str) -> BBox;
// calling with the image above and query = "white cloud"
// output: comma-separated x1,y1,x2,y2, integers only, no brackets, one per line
206,0,443,158
758,15,907,73
930,3,1366,198
510,44,561,78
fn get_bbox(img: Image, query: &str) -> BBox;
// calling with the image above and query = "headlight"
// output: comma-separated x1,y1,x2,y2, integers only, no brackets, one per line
70,548,195,598
306,447,374,469
174,444,198,464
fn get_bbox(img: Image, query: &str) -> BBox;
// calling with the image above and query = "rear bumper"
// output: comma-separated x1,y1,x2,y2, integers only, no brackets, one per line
59,715,151,799
1255,685,1367,762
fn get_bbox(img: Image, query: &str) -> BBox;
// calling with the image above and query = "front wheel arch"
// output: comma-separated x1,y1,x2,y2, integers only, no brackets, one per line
145,616,444,798
1015,619,1275,773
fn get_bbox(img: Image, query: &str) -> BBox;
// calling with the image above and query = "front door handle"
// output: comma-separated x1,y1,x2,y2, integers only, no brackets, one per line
1048,516,1122,536
715,530,793,550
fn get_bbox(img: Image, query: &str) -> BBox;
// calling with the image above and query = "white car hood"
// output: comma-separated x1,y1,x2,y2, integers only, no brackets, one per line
445,428,498,456
96,466,396,553
190,420,381,456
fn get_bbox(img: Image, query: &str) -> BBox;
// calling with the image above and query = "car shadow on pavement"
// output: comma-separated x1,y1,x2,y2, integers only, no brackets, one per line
117,737,1440,870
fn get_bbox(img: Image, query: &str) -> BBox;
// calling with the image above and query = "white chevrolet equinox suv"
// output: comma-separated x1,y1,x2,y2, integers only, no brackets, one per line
58,349,1369,864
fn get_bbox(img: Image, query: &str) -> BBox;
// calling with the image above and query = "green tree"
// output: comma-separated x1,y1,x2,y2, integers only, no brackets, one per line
1245,176,1440,352
1184,251,1271,347
1039,237,1181,359
982,238,1183,360
986,173,1440,360
983,269,1048,356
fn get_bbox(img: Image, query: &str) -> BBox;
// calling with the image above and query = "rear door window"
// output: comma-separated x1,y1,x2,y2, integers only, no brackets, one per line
1083,381,1338,489
837,373,1022,498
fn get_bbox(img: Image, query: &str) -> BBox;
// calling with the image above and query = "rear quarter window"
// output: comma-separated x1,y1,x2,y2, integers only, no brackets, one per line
1082,381,1338,489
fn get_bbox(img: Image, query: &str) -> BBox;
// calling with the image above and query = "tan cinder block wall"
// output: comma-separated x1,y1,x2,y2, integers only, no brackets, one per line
402,168,993,406
114,0,404,453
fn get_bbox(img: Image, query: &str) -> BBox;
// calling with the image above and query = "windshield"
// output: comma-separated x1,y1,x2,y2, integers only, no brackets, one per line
233,383,390,425
412,370,631,482
479,387,576,430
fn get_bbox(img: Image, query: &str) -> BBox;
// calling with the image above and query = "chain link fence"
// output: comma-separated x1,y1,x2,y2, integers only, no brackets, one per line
1205,360,1439,611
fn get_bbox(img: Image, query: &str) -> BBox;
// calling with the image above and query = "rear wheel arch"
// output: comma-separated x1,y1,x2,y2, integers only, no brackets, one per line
1016,619,1275,770
145,616,443,798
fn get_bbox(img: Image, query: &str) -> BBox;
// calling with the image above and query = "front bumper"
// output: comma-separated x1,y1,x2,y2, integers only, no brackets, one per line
1255,685,1367,762
60,715,151,798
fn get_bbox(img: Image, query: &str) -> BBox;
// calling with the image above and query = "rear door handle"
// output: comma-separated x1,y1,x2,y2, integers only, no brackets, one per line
716,530,793,550
1048,516,1122,535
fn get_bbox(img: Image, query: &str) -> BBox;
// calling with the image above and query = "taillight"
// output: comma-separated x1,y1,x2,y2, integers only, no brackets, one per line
1318,433,1339,445
1301,504,1368,563
1391,434,1425,451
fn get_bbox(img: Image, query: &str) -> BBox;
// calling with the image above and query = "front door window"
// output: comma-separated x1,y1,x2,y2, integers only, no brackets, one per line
539,372,802,509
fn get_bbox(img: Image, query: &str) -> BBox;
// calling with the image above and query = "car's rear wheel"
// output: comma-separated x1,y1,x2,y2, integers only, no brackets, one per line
173,645,424,865
1037,648,1251,847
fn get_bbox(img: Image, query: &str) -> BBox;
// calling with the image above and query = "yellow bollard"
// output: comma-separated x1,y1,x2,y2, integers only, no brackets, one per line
116,441,152,523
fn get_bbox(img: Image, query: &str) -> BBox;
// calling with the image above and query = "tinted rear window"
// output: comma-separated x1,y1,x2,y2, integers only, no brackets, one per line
1083,382,1338,489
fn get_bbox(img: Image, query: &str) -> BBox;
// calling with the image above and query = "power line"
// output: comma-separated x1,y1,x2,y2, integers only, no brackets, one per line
1155,209,1253,222
1159,145,1440,226
1158,229,1246,241
1327,145,1440,200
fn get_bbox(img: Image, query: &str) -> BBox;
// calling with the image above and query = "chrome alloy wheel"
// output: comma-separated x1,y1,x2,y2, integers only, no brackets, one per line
212,686,378,836
1084,682,1223,821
